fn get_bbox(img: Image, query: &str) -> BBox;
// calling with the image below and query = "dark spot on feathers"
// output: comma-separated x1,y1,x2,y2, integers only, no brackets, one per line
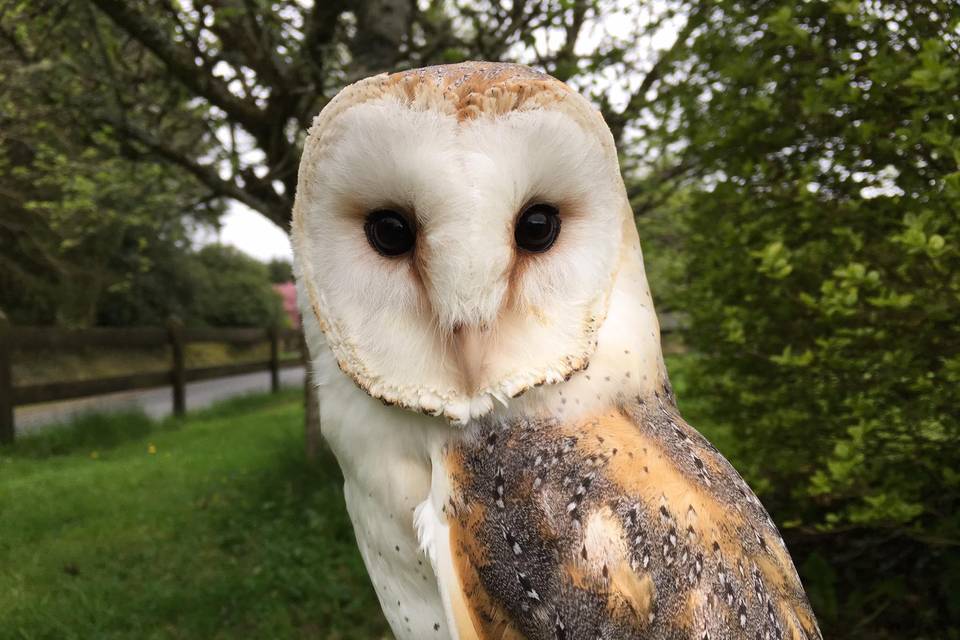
554,614,566,640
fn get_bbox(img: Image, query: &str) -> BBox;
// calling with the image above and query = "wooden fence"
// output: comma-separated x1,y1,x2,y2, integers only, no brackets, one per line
0,319,303,443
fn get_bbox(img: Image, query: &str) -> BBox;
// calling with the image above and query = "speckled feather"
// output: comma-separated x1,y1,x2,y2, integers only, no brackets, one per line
443,394,821,640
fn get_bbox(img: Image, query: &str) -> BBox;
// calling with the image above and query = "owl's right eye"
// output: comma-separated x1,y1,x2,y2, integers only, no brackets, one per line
515,203,560,253
364,209,415,257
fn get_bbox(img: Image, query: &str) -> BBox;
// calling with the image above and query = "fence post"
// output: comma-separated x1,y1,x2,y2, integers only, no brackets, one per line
0,317,14,444
167,317,186,417
269,326,280,393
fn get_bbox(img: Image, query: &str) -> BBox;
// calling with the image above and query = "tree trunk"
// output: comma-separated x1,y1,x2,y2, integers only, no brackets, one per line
301,335,322,461
304,367,321,461
352,0,412,74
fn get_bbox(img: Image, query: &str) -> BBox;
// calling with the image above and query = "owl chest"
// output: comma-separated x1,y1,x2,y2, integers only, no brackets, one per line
342,477,448,639
318,376,451,639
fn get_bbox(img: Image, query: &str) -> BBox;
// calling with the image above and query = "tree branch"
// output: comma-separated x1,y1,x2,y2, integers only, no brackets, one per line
300,0,346,94
628,161,698,217
106,117,289,226
350,0,415,74
88,0,269,140
606,14,701,145
552,0,588,80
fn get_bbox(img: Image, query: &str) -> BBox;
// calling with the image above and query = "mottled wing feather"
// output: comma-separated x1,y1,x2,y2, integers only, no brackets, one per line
442,398,821,640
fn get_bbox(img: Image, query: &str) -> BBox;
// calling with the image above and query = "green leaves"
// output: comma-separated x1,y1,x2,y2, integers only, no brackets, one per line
753,240,794,279
893,211,951,259
765,6,809,43
819,262,879,316
904,40,957,93
770,345,814,367
648,0,960,634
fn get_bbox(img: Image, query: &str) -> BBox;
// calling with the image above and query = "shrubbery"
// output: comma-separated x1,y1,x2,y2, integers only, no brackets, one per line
95,244,286,329
645,2,959,636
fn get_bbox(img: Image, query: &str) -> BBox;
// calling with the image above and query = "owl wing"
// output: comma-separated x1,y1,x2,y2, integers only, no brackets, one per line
435,398,821,640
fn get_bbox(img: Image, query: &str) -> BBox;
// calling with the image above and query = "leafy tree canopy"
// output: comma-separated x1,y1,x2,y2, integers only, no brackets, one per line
0,0,224,325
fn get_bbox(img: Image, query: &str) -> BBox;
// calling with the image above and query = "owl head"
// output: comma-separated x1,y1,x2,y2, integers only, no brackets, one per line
292,62,663,425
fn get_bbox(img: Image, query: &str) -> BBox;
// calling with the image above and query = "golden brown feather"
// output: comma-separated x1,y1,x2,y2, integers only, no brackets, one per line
444,394,821,640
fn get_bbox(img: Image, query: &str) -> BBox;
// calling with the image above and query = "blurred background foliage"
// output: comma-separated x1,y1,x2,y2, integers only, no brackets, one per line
639,3,960,637
1,0,957,637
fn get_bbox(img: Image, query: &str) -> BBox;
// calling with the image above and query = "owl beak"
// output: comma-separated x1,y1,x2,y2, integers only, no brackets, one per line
452,324,486,392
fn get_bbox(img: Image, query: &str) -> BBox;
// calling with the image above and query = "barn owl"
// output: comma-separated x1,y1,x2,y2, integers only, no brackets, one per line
292,62,820,640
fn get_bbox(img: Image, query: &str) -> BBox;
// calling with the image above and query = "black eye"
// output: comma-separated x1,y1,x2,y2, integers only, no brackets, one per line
515,203,560,253
364,209,415,256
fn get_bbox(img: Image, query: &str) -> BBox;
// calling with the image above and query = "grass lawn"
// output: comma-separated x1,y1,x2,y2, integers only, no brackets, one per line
0,390,389,640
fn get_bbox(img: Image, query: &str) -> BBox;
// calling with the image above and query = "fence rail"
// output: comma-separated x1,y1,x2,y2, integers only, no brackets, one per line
0,312,686,444
0,319,303,444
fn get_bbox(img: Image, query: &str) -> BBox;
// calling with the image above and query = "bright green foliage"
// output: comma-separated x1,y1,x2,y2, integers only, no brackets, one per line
188,245,286,328
649,2,960,636
0,144,216,327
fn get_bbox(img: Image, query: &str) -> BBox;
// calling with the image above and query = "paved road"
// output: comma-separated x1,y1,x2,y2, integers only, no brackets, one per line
14,366,305,436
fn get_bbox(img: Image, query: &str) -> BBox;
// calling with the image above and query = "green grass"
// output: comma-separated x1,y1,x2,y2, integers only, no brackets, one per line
0,391,389,640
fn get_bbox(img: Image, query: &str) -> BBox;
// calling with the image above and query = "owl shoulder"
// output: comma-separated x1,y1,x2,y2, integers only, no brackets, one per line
440,399,821,640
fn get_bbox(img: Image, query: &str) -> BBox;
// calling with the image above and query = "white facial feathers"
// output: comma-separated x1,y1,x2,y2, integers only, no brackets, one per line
292,63,656,424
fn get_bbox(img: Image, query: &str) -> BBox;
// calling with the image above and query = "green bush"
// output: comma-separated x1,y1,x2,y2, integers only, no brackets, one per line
187,245,285,328
95,244,284,328
648,2,959,637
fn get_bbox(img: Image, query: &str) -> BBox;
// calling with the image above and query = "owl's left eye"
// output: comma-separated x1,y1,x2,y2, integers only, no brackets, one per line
364,209,415,257
515,203,560,253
